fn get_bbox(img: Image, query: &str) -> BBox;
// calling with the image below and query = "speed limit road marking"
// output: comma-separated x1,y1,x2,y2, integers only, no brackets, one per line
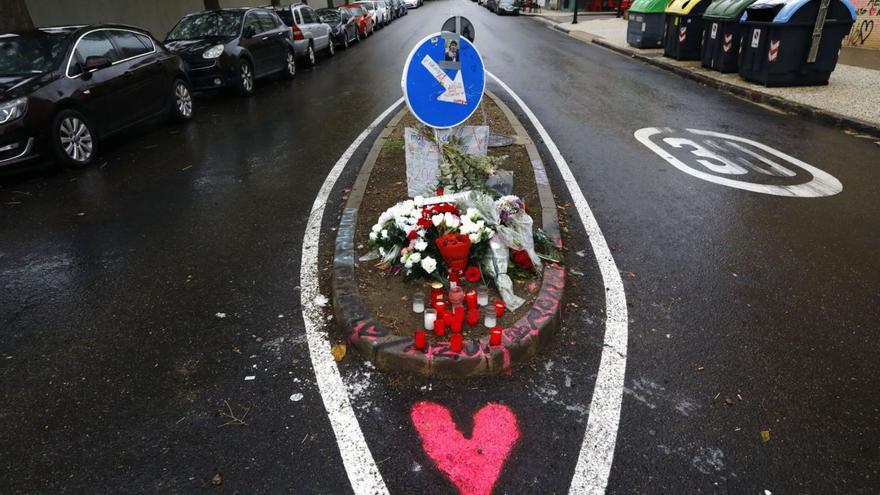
634,127,843,198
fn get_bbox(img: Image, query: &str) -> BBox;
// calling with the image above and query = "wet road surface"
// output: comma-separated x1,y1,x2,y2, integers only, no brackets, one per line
2,0,879,493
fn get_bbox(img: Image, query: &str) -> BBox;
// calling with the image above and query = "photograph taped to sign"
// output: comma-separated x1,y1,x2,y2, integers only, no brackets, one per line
401,32,486,129
634,127,843,197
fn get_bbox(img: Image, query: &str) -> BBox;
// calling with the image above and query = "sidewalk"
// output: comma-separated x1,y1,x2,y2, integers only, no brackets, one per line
531,15,880,134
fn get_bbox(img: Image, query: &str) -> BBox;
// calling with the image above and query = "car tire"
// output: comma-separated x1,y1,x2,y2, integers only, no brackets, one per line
236,59,255,96
170,79,194,121
327,38,335,56
343,33,350,49
306,43,316,66
51,109,97,168
284,49,296,78
356,27,362,42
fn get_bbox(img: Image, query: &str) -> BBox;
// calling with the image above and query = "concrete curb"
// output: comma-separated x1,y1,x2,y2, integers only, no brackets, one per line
331,92,566,378
540,20,880,136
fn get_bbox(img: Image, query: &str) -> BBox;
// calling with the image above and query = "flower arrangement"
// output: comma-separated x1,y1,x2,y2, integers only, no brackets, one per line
367,196,494,280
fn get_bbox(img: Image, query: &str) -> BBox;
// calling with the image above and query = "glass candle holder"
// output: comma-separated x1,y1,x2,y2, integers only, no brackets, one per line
412,292,425,313
424,309,437,331
484,313,497,328
477,286,489,306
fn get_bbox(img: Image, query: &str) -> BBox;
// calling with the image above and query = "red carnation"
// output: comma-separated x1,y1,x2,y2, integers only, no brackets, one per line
436,188,445,196
465,266,481,283
407,230,418,240
417,217,432,228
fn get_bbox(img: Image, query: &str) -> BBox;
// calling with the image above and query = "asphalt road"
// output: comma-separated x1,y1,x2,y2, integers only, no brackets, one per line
2,1,879,493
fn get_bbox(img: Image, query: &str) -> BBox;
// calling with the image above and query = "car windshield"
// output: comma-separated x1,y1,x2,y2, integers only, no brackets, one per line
0,30,70,76
317,9,340,22
166,11,243,41
359,3,376,11
348,6,365,15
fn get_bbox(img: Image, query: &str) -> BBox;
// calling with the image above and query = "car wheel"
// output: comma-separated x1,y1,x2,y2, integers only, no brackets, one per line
51,109,96,168
284,50,296,78
170,79,194,121
327,39,335,56
236,59,254,96
307,43,316,66
356,27,362,42
343,33,350,49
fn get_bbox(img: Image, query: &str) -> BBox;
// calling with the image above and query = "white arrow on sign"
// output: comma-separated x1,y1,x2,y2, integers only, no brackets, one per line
420,55,467,105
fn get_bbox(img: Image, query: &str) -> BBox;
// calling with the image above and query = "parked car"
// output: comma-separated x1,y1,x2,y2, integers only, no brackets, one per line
340,4,375,37
0,25,193,169
316,8,359,49
165,8,294,96
272,3,334,65
404,0,422,8
388,0,406,18
495,0,521,14
353,2,382,29
377,0,393,24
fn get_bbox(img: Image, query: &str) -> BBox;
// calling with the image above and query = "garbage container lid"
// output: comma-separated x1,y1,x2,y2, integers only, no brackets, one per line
629,0,672,13
745,0,856,23
665,0,710,15
703,0,758,19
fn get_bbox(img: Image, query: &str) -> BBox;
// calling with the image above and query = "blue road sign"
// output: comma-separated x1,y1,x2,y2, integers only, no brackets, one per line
401,32,485,129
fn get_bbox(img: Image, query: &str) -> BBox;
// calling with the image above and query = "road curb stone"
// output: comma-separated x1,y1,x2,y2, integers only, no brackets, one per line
331,92,566,378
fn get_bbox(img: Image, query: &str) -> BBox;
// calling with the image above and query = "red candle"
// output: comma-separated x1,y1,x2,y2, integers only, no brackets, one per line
467,309,480,326
450,333,463,353
465,290,478,310
434,300,446,314
454,306,465,323
434,316,446,337
494,300,505,318
451,318,463,334
443,311,455,328
490,326,502,346
414,330,427,351
430,282,445,303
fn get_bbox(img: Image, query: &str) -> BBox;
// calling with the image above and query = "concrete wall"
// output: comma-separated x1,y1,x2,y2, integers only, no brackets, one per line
25,0,330,39
845,0,879,50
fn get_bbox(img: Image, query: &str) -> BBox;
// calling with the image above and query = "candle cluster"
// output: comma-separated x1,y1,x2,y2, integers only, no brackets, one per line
411,281,507,353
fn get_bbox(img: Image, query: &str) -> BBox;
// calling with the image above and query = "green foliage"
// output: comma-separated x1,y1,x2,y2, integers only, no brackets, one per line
438,137,506,195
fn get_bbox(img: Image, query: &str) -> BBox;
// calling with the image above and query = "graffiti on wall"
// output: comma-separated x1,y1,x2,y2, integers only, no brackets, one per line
846,0,879,48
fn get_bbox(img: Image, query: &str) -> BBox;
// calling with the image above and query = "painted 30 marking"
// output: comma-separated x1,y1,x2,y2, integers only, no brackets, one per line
635,127,843,198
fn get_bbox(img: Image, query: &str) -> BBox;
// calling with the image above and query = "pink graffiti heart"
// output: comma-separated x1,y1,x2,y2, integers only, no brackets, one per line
411,402,520,495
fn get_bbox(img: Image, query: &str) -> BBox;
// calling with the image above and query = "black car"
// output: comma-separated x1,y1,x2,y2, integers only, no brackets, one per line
165,8,296,96
316,8,360,49
0,25,193,169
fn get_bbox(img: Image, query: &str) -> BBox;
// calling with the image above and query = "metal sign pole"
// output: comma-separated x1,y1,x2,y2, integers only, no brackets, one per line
807,0,832,63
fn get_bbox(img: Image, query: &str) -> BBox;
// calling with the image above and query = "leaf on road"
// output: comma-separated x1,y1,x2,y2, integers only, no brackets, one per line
211,474,222,486
761,430,771,443
331,343,347,362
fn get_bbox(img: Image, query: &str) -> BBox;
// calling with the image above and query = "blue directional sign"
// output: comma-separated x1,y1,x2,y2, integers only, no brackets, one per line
401,32,485,129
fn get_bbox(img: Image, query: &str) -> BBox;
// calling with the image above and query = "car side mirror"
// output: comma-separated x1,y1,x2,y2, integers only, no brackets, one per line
243,26,257,38
83,55,112,72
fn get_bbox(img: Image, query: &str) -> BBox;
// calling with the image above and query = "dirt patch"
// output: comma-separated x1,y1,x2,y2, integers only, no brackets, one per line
353,95,547,343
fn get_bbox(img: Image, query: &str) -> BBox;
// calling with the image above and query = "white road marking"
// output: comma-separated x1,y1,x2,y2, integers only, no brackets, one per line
486,71,629,495
635,127,843,197
300,98,403,495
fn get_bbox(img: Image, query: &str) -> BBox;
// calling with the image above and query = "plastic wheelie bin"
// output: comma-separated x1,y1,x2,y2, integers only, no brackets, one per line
664,0,712,60
701,0,758,71
627,0,671,48
739,0,856,86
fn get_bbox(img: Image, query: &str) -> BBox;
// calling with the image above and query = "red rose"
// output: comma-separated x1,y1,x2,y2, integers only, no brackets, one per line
512,249,534,271
407,230,418,240
465,266,481,283
436,188,444,196
417,217,432,228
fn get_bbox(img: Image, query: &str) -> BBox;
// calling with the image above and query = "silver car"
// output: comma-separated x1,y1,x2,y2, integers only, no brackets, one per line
272,3,334,65
355,1,388,27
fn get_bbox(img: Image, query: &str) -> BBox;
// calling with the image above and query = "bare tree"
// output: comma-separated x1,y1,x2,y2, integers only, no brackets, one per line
0,0,35,32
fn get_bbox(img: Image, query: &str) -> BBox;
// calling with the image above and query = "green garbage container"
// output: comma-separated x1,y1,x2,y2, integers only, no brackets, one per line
628,0,671,48
701,0,758,72
664,0,712,60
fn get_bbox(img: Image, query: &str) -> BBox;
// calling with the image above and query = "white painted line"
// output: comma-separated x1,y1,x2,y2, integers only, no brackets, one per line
300,98,403,495
487,71,629,495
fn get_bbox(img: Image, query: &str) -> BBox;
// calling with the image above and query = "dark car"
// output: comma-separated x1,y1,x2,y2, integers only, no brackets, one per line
316,8,359,49
165,8,296,96
389,0,408,17
0,25,193,169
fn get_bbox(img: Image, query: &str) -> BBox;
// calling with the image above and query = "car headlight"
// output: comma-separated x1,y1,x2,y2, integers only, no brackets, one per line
0,97,27,125
202,44,224,59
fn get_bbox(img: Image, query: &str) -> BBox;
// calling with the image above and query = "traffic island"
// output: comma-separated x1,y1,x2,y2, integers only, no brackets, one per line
332,92,566,378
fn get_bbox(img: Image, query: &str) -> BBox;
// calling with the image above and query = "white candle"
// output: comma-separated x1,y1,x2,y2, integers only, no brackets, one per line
424,309,437,331
477,286,489,306
412,292,425,313
484,313,496,328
